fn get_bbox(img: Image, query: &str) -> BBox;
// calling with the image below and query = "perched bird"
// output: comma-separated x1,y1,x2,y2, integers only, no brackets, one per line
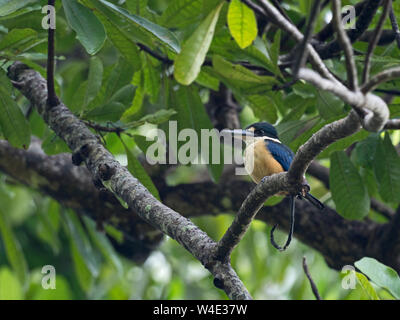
224,122,324,251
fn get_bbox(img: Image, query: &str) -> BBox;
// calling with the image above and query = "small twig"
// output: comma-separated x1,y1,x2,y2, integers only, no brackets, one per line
384,119,400,130
83,120,125,134
256,0,336,81
332,0,359,91
389,3,400,49
362,0,391,84
292,0,323,79
302,256,322,300
137,43,173,65
361,67,400,93
47,0,59,107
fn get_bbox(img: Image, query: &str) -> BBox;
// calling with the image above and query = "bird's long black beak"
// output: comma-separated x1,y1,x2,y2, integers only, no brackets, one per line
221,129,254,141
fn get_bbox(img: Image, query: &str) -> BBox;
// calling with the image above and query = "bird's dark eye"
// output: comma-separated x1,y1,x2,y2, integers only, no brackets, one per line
254,129,262,136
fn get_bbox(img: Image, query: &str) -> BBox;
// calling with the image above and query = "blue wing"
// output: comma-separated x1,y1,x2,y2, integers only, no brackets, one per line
266,140,294,171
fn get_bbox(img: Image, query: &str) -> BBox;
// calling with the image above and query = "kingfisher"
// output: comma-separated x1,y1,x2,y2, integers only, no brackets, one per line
224,122,324,251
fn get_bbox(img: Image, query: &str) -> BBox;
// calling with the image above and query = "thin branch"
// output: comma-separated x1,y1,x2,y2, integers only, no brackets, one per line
384,119,400,130
389,3,400,49
292,0,323,78
137,43,173,65
332,0,359,91
314,0,368,42
362,0,391,84
47,0,59,107
302,257,322,300
361,67,400,93
316,0,382,60
255,0,336,81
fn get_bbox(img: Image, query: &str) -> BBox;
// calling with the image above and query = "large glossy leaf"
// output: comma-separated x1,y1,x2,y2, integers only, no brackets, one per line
121,137,160,200
0,28,37,52
356,272,380,300
227,0,257,49
173,86,224,182
0,0,36,16
160,0,203,28
330,151,370,220
212,54,275,85
0,268,23,299
80,0,141,69
355,257,400,299
62,0,106,55
0,75,31,149
0,209,28,289
315,89,345,120
83,217,123,276
83,56,103,108
63,210,100,289
373,133,400,203
174,2,224,85
86,0,180,53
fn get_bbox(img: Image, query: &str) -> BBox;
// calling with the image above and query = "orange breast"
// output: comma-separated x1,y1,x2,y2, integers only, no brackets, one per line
244,139,284,184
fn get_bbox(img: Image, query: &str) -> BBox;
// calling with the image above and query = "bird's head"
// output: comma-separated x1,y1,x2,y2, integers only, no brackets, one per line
245,122,279,140
222,122,280,144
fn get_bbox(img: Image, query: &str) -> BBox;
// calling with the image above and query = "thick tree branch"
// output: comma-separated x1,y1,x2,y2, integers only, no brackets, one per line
7,62,251,300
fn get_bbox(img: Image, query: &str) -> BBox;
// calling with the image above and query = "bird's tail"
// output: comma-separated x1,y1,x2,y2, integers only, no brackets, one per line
304,193,324,210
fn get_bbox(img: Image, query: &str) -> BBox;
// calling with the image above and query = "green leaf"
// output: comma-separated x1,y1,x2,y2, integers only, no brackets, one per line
121,137,160,200
0,0,36,17
80,0,141,70
0,268,23,299
352,134,379,169
237,94,277,123
62,0,106,55
0,28,37,52
0,209,28,289
267,29,281,75
143,55,160,104
174,2,224,85
90,0,180,53
373,133,400,203
42,133,70,155
356,272,380,300
160,0,203,28
63,210,100,286
212,54,275,85
124,109,177,129
319,129,369,159
173,86,224,182
83,216,123,276
355,257,400,299
86,98,133,122
315,89,345,120
125,0,148,15
330,151,370,220
227,0,257,49
83,56,103,108
0,75,31,149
